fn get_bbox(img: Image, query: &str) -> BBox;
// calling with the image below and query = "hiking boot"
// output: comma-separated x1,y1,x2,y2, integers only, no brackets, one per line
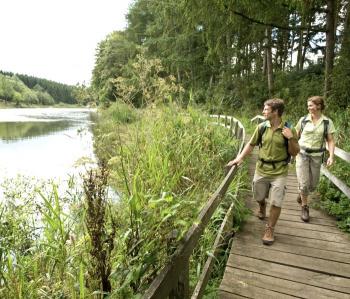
262,224,274,245
301,205,310,222
257,202,266,220
297,194,302,205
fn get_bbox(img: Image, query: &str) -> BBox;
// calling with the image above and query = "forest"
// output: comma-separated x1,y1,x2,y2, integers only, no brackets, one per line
0,70,77,105
90,0,349,118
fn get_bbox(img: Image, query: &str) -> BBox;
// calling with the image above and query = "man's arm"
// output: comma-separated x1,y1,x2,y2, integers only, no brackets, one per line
227,143,254,166
287,137,300,156
282,127,300,156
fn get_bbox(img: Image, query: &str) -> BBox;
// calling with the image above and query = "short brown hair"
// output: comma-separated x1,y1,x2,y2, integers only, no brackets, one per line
307,96,325,111
264,98,285,116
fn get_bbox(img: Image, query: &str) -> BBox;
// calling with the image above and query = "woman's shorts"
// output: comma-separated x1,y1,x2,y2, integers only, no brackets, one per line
296,153,323,196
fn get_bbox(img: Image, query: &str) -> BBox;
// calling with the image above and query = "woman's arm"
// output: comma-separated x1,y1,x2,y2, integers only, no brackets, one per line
326,133,335,167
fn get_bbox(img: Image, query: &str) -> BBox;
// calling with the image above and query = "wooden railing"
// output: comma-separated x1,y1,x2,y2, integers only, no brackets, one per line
251,114,350,199
142,115,245,299
321,146,350,199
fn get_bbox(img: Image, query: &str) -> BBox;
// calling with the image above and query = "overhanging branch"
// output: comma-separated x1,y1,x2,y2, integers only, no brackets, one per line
232,10,327,33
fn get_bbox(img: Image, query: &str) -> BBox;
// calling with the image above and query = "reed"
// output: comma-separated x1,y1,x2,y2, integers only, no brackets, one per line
0,104,247,297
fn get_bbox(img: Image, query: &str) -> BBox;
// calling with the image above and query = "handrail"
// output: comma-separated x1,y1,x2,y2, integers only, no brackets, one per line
251,114,350,199
142,115,246,299
211,114,246,153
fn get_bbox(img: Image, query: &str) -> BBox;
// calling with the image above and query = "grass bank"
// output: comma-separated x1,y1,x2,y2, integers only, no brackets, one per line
0,103,248,298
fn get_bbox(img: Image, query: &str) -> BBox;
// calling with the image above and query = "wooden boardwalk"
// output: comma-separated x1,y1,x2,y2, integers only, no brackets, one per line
219,150,350,299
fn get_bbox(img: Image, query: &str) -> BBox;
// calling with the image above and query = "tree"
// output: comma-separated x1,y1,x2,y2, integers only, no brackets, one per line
324,0,337,96
92,31,138,103
332,0,350,108
113,51,184,107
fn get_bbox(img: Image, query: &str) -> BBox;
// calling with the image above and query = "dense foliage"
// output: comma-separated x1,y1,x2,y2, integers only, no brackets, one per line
91,0,349,111
90,0,350,233
0,70,77,105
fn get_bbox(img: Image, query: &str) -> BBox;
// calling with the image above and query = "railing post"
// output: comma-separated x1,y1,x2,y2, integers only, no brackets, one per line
235,121,239,139
229,118,234,137
238,127,243,140
169,259,190,299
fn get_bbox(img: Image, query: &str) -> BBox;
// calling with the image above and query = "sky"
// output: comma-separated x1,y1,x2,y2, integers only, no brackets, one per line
0,0,134,86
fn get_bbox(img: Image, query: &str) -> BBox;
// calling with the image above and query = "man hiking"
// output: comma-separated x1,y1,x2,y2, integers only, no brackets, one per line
227,98,300,245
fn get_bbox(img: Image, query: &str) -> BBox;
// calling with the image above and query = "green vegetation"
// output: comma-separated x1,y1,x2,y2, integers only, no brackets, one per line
0,104,246,297
316,119,350,233
2,0,350,297
0,71,77,106
90,0,350,234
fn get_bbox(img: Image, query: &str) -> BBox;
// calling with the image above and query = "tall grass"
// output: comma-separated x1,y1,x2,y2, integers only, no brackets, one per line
94,103,242,296
0,103,245,297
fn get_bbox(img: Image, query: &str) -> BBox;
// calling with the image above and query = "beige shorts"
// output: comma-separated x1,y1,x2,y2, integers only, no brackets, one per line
296,153,323,196
252,172,287,208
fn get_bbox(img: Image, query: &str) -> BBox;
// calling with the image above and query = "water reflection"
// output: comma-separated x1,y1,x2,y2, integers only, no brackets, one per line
0,108,96,180
0,121,73,141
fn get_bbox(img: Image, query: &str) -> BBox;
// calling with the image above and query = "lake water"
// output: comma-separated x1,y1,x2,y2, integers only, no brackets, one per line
0,108,96,186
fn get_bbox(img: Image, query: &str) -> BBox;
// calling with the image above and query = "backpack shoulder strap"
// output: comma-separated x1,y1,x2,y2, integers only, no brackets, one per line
323,119,329,141
284,121,291,162
257,121,268,148
299,115,308,138
300,115,308,132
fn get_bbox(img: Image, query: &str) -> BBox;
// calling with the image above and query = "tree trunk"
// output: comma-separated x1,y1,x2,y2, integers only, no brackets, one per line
340,1,350,52
177,68,181,83
324,0,336,97
301,27,311,71
290,29,295,68
265,28,274,96
296,28,304,71
263,44,267,75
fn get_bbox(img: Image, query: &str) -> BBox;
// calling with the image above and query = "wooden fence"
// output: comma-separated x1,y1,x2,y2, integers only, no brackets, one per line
142,115,245,299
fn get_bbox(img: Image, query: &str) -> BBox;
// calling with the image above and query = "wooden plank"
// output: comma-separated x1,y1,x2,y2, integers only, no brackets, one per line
245,216,342,234
334,146,350,163
220,275,296,299
277,213,336,226
228,255,350,294
230,243,350,278
245,199,337,222
191,201,235,299
250,115,265,123
233,232,350,264
284,189,299,194
276,219,343,234
321,165,350,199
243,220,350,244
219,291,250,299
222,267,350,299
238,224,350,254
279,208,336,221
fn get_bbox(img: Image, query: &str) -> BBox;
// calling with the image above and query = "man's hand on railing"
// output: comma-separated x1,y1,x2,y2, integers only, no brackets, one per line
227,157,243,167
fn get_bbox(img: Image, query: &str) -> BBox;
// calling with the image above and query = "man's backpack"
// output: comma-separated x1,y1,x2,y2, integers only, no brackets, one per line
256,121,291,168
299,116,329,153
